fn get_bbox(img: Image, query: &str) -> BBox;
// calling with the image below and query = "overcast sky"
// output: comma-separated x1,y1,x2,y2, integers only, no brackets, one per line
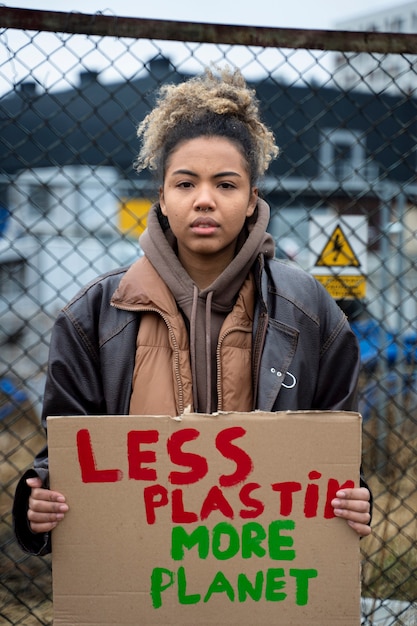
2,0,400,30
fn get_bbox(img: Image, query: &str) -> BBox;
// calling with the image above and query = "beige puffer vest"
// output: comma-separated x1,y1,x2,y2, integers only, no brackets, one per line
120,258,255,417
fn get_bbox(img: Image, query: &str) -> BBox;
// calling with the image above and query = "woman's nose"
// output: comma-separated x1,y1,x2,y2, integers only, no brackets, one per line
193,185,215,210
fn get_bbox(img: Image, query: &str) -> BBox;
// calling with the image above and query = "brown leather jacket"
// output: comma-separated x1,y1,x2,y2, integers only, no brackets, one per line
13,254,362,554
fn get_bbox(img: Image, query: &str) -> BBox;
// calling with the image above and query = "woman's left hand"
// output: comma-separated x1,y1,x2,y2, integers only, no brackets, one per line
331,487,371,537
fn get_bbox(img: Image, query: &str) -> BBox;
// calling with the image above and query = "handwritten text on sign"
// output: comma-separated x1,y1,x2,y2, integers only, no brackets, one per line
75,425,354,609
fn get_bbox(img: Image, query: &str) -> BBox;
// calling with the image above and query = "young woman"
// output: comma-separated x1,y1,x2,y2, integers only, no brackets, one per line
13,67,371,555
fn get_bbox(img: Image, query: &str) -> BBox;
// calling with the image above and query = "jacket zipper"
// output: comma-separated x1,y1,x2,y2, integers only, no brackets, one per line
252,311,268,409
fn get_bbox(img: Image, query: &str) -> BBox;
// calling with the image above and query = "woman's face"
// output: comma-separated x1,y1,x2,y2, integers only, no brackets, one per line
159,136,258,278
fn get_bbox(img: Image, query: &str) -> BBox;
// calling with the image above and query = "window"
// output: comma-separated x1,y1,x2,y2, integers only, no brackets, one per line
319,129,365,180
385,17,404,33
333,141,354,178
0,261,25,297
27,183,51,218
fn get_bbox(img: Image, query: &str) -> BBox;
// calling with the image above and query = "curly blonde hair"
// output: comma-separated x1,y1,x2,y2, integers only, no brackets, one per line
135,66,279,184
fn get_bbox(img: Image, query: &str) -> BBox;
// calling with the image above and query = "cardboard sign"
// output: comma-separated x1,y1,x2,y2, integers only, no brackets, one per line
47,411,362,625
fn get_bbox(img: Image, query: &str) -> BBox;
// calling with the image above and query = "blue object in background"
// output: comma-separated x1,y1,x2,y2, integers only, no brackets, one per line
351,320,416,370
0,378,28,421
350,320,417,421
350,319,400,370
0,205,9,236
351,320,383,370
404,332,417,365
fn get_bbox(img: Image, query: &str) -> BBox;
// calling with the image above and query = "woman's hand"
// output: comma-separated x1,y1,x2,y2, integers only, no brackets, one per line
26,476,69,534
331,487,371,537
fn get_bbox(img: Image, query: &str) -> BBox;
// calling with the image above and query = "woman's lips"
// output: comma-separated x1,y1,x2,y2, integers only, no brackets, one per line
190,217,219,234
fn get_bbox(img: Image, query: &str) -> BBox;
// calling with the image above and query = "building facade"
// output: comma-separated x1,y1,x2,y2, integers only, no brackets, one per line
1,56,416,353
333,1,417,94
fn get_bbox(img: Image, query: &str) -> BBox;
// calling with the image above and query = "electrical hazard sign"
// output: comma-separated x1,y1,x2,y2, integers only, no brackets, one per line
315,225,360,268
309,216,367,300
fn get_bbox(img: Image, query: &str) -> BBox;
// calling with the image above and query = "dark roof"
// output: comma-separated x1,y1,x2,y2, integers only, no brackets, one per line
0,56,186,175
1,57,416,184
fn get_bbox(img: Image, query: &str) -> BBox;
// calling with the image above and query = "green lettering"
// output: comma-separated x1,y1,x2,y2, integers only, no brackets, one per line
237,571,264,602
265,568,286,602
212,522,240,560
177,566,201,605
241,522,266,559
150,567,174,609
268,520,296,560
171,525,209,560
204,571,235,603
290,568,318,606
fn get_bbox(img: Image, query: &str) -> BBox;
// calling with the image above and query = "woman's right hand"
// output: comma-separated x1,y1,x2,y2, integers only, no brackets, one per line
26,476,69,534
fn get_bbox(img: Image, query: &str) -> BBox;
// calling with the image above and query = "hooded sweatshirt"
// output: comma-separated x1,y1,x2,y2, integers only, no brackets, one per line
137,199,274,414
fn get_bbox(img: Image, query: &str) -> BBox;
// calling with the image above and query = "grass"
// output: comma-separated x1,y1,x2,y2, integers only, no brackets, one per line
361,408,417,605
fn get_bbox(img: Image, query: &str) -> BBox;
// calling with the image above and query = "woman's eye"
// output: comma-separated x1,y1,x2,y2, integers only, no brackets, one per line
219,182,235,189
178,181,193,188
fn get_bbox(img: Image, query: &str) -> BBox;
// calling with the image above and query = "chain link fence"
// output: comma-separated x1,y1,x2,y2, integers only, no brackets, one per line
1,7,417,625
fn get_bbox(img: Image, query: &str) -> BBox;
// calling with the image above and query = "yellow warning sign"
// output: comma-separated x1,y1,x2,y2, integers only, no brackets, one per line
313,275,366,299
119,198,152,238
315,225,360,268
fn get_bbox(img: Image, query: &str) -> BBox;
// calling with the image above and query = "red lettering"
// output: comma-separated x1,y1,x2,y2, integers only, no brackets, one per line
167,429,208,485
239,482,265,519
271,481,302,516
324,478,355,518
143,484,169,524
200,485,234,521
171,489,199,524
128,430,159,481
303,471,321,518
216,427,253,487
76,429,122,483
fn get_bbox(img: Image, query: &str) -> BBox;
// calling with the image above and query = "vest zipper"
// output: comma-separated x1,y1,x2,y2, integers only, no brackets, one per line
216,324,252,412
111,303,185,414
